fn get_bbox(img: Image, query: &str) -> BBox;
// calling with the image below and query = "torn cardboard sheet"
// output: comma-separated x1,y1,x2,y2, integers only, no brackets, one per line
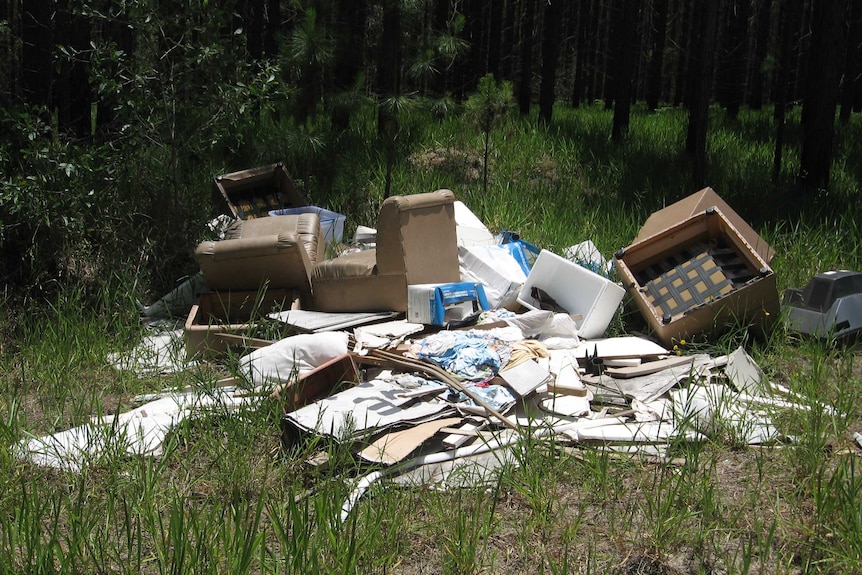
108,329,195,376
285,376,454,441
270,309,398,332
353,320,425,352
19,388,252,471
359,417,463,465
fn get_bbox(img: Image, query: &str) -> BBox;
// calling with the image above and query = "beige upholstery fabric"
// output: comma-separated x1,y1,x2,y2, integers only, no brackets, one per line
311,189,461,312
221,214,324,263
313,250,378,279
195,213,322,303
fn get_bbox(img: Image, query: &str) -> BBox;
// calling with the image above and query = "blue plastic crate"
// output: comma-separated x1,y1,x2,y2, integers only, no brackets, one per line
268,206,347,244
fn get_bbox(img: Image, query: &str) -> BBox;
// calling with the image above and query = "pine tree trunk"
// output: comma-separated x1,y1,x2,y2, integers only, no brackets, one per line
612,0,638,140
21,0,53,113
518,0,536,115
716,0,749,119
839,1,861,123
748,0,772,109
572,0,589,107
55,2,92,138
265,0,281,57
331,0,368,131
487,0,502,79
773,0,802,190
799,0,849,195
646,0,669,111
685,0,719,187
538,0,561,124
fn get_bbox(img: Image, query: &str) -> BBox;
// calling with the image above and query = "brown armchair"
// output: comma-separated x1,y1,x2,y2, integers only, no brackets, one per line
195,213,324,306
311,189,461,312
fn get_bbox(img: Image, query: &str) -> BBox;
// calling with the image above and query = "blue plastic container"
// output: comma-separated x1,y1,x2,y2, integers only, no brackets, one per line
268,206,347,245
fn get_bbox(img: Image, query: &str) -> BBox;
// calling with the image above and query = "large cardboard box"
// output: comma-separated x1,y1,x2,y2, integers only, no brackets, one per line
615,207,779,346
517,249,626,339
635,187,774,264
184,289,300,359
215,162,307,220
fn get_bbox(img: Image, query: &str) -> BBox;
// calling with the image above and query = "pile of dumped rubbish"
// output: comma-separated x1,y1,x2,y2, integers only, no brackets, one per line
19,164,858,516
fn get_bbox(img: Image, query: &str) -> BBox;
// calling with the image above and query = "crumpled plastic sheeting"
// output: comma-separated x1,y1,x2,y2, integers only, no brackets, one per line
18,388,250,472
503,309,581,349
239,332,349,386
107,329,195,376
455,384,516,414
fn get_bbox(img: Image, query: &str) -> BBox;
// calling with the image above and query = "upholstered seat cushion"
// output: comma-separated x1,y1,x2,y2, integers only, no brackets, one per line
312,250,377,281
221,213,323,265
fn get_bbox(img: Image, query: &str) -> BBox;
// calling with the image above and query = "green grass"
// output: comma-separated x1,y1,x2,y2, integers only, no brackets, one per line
2,102,862,573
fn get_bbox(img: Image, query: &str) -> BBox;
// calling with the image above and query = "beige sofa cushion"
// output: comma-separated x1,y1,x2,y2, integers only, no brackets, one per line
222,213,323,265
313,250,377,280
195,213,322,300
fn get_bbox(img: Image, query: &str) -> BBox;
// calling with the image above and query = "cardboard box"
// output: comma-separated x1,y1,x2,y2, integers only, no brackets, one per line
615,207,779,346
184,289,300,359
275,353,365,409
407,282,490,325
215,162,307,220
517,249,626,339
278,353,376,448
634,187,774,264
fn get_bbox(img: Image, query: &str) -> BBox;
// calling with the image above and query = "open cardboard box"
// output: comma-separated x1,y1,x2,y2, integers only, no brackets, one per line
615,207,779,346
635,187,774,264
276,353,380,448
214,162,307,220
184,289,300,360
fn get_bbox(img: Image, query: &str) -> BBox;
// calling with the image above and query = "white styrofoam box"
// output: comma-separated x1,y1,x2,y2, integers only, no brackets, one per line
459,244,527,310
454,201,496,247
517,249,626,339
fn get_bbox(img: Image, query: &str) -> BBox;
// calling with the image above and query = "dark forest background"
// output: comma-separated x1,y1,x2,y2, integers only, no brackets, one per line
1,0,859,300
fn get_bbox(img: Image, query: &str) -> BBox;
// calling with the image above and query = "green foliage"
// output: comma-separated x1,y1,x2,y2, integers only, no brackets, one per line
0,106,134,295
465,74,514,137
464,74,514,196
